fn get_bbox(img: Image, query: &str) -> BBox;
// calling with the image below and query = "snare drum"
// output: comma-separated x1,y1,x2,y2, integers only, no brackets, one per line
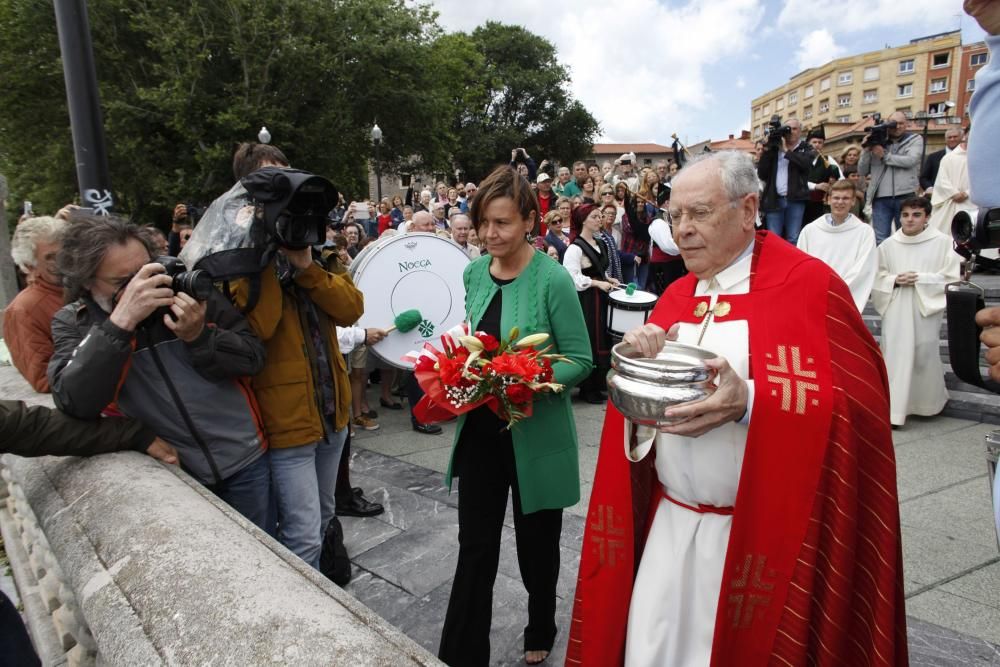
350,232,471,369
607,289,658,342
987,431,1000,551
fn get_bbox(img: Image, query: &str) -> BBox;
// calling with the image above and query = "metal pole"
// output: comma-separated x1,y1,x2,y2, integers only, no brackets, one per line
53,0,114,214
0,175,19,310
375,140,382,202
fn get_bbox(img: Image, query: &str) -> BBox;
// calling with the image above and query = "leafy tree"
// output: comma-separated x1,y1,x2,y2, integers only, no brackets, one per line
442,22,601,181
0,5,598,223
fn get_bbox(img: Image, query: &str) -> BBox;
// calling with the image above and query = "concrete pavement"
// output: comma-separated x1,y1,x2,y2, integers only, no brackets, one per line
343,388,1000,665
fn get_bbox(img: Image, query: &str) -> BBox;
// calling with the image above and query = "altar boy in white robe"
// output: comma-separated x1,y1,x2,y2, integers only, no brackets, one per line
796,179,878,312
929,125,976,236
872,196,960,426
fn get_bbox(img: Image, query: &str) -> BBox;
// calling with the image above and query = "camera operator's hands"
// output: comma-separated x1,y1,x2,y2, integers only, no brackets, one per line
365,328,387,346
145,437,179,465
977,307,1000,381
965,0,1000,35
871,145,886,160
280,246,314,271
511,149,519,161
163,292,207,343
171,203,188,231
109,264,175,332
894,272,919,286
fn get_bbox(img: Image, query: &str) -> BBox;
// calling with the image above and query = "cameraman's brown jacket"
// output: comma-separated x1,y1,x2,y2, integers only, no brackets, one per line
235,258,363,448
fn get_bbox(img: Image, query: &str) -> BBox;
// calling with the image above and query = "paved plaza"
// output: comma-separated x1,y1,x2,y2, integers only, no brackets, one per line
343,392,1000,665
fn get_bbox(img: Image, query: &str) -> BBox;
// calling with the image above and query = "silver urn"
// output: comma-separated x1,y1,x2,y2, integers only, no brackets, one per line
606,341,717,426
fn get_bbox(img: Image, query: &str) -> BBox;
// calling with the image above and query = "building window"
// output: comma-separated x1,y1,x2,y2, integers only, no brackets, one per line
788,91,798,105
967,78,976,92
753,127,761,139
863,66,880,81
838,71,853,85
804,84,814,98
836,115,851,122
754,107,761,119
787,111,797,118
898,59,915,74
763,104,770,115
819,99,830,113
932,52,950,68
928,102,948,115
803,105,813,119
971,52,988,67
897,83,913,98
776,98,785,111
837,94,851,108
863,89,878,104
820,77,831,92
929,77,948,93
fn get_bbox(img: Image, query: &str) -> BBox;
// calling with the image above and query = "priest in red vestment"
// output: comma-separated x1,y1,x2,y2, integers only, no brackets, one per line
567,151,907,666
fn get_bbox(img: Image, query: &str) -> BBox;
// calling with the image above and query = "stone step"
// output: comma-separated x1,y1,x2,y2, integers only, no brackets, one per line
945,369,996,395
942,389,1000,425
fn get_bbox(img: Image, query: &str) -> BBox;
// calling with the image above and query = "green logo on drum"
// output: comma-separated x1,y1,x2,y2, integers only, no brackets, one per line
399,259,432,272
418,319,435,338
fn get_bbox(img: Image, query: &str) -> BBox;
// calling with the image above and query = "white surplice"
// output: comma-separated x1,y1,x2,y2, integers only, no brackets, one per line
929,146,978,236
624,243,754,667
797,213,877,312
871,226,960,426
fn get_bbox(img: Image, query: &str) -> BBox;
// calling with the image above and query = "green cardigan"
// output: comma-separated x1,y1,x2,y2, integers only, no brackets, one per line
445,250,594,514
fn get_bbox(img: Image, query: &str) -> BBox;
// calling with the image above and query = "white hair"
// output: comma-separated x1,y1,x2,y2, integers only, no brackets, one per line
11,215,66,272
677,151,761,203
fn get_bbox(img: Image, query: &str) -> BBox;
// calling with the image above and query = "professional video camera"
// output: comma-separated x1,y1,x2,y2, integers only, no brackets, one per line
763,115,792,149
861,113,897,149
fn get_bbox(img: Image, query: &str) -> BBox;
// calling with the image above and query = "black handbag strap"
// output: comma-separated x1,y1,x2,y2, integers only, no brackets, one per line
946,282,1000,392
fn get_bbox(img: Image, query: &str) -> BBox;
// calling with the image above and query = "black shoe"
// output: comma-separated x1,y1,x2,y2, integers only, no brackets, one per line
412,422,443,435
582,392,607,405
337,493,385,518
379,398,403,410
363,408,378,419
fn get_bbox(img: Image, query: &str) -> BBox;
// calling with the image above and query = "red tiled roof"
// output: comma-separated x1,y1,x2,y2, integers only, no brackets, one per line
592,143,673,154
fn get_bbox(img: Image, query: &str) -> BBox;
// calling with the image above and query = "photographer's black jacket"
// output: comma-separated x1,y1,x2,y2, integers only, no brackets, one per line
48,291,267,485
757,140,816,211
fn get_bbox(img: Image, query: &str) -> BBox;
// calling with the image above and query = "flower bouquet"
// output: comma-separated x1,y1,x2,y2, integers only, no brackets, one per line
403,323,571,429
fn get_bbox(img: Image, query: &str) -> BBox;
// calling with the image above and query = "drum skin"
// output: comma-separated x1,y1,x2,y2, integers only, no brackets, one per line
350,232,471,369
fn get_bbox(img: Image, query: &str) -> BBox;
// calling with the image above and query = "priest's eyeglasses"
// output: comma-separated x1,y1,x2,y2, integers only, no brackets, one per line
666,205,717,231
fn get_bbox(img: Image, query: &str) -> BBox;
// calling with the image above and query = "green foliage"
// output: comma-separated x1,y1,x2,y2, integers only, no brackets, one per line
0,3,598,223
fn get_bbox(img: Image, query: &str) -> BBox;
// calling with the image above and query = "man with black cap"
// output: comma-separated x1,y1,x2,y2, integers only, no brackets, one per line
803,126,843,224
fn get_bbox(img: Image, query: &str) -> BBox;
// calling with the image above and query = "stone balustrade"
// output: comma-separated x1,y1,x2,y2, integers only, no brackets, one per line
0,366,441,666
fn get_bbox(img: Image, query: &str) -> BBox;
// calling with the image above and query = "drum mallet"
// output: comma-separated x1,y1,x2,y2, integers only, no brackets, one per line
385,309,424,334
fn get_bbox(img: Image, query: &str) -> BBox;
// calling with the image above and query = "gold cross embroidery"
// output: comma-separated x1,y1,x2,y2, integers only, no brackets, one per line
765,345,819,415
727,554,777,629
589,505,626,568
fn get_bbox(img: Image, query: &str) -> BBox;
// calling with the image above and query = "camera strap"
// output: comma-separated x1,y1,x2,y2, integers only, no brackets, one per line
945,281,1000,392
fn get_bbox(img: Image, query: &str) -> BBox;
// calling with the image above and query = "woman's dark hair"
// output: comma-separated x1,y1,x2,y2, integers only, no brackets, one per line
232,142,290,181
468,166,538,233
58,213,157,303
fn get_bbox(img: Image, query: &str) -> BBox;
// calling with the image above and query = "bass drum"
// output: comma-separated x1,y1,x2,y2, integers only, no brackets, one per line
350,232,471,369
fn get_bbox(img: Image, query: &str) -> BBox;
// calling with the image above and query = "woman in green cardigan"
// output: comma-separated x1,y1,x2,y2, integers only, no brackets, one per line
438,167,593,666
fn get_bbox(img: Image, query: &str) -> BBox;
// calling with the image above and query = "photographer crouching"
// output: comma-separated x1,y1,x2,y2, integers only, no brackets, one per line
858,111,923,244
47,215,271,529
757,116,815,244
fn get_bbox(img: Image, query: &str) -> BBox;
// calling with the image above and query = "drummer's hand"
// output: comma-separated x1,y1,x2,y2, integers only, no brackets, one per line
623,322,678,358
659,356,748,437
365,327,387,345
634,256,642,266
608,278,621,288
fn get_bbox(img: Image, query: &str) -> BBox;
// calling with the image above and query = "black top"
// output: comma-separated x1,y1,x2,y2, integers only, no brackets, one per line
478,273,515,338
462,272,515,436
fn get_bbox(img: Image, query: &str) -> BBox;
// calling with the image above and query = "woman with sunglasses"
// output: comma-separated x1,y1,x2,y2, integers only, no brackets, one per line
542,210,570,262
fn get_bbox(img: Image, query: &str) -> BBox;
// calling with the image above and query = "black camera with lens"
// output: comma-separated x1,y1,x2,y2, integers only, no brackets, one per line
952,208,1000,256
241,167,339,250
764,115,792,149
155,256,214,301
862,113,897,149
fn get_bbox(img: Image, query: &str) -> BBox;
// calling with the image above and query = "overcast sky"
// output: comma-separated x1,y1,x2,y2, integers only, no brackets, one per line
426,0,985,146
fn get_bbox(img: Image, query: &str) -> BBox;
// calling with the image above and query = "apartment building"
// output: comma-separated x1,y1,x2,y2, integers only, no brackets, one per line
749,31,988,141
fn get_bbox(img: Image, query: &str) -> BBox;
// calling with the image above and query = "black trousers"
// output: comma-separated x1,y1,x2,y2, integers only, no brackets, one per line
438,415,563,666
335,430,354,506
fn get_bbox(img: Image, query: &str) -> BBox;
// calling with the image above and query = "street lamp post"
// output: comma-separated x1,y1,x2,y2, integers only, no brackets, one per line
371,123,383,202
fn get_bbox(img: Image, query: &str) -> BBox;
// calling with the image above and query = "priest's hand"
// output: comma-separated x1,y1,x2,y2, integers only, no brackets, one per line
976,306,1000,381
623,322,679,358
659,356,748,437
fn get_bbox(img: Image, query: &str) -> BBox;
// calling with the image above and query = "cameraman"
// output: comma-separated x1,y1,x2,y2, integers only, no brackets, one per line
965,1,1000,379
47,215,271,529
758,118,815,244
858,111,923,244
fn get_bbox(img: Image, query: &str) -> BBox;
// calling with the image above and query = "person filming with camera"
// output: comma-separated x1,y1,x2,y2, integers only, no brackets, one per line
858,111,924,244
47,214,271,529
757,116,815,245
